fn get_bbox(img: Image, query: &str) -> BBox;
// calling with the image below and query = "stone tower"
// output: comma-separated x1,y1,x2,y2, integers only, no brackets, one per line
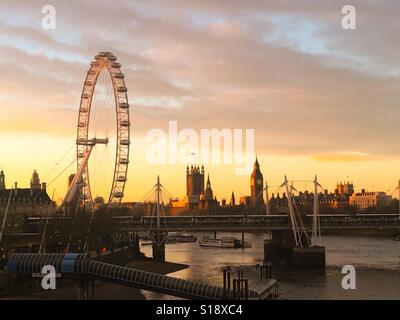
204,174,214,201
186,165,205,197
30,170,41,190
250,157,264,208
230,191,235,206
0,169,5,190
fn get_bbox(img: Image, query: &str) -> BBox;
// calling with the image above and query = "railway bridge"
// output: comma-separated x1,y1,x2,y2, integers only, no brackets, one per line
25,213,400,232
21,213,400,266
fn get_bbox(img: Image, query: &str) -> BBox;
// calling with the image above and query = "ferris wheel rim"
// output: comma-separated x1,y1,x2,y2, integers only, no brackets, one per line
76,51,130,208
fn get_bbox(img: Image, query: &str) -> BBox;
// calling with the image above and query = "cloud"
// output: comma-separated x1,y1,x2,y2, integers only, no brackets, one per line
0,0,399,161
310,152,373,162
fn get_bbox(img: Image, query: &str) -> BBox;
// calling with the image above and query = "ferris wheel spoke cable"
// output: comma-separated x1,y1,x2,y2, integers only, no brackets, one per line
95,72,114,136
43,143,75,181
46,158,76,188
87,66,118,201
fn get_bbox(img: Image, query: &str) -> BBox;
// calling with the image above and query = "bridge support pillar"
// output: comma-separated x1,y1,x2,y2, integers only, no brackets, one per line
130,233,142,260
78,276,89,300
90,280,95,299
152,231,167,262
222,267,250,300
264,231,325,268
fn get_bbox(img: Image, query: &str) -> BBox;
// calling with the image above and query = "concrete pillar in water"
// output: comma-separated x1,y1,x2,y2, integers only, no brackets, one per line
130,232,141,259
152,231,167,262
264,230,325,268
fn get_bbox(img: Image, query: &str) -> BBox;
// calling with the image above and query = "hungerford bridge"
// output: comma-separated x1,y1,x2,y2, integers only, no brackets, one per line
25,212,400,233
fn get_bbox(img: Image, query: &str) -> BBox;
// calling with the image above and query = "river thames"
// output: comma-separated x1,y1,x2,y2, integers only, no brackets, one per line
140,233,400,300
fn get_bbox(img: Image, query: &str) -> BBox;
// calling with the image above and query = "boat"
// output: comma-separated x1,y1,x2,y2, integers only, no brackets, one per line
199,236,241,248
141,232,197,246
167,232,197,244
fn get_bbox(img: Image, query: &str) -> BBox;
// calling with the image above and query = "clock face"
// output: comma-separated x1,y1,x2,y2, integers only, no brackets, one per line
256,179,262,185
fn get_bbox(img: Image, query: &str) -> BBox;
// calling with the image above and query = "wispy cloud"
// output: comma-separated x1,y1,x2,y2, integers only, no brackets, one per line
0,0,399,159
311,151,373,162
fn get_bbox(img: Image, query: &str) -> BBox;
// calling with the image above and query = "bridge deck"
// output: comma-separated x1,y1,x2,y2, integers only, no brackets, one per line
26,214,400,232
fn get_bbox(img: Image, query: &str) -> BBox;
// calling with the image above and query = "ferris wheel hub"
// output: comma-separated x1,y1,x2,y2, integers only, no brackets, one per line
77,138,109,146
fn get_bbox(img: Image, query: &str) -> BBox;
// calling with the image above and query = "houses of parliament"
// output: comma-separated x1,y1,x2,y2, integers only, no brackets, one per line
168,158,266,215
165,157,393,216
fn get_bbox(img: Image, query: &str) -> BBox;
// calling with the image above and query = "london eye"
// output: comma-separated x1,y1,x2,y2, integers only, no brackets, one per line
74,51,130,209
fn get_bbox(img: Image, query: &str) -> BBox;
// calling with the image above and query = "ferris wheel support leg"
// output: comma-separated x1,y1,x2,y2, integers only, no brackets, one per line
60,146,94,211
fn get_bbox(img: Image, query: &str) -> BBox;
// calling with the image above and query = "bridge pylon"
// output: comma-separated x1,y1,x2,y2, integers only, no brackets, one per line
264,175,325,268
149,175,168,262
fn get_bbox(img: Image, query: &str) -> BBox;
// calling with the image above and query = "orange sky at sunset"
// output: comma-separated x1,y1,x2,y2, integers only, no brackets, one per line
1,1,400,203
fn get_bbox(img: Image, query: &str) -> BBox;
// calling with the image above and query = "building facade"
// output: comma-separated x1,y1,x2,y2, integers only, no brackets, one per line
349,189,392,210
0,170,54,217
239,196,251,207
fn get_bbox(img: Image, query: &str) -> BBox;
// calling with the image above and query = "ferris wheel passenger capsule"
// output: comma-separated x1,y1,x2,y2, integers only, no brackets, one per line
117,86,127,93
111,62,121,68
119,103,129,109
119,158,129,164
113,192,124,198
114,73,124,79
120,139,130,145
99,51,112,57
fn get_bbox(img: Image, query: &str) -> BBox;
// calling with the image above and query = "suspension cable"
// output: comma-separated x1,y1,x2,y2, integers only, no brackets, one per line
43,143,75,180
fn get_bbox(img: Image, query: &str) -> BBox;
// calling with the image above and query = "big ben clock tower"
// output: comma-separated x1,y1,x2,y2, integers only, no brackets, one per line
250,157,264,209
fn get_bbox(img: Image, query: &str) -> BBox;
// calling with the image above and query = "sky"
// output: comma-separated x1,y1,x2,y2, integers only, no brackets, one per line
0,0,400,203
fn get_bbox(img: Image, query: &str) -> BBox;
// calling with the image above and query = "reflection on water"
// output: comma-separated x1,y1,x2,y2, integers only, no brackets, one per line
140,233,400,300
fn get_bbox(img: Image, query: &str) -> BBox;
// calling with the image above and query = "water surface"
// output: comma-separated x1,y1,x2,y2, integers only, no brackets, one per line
140,233,400,299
